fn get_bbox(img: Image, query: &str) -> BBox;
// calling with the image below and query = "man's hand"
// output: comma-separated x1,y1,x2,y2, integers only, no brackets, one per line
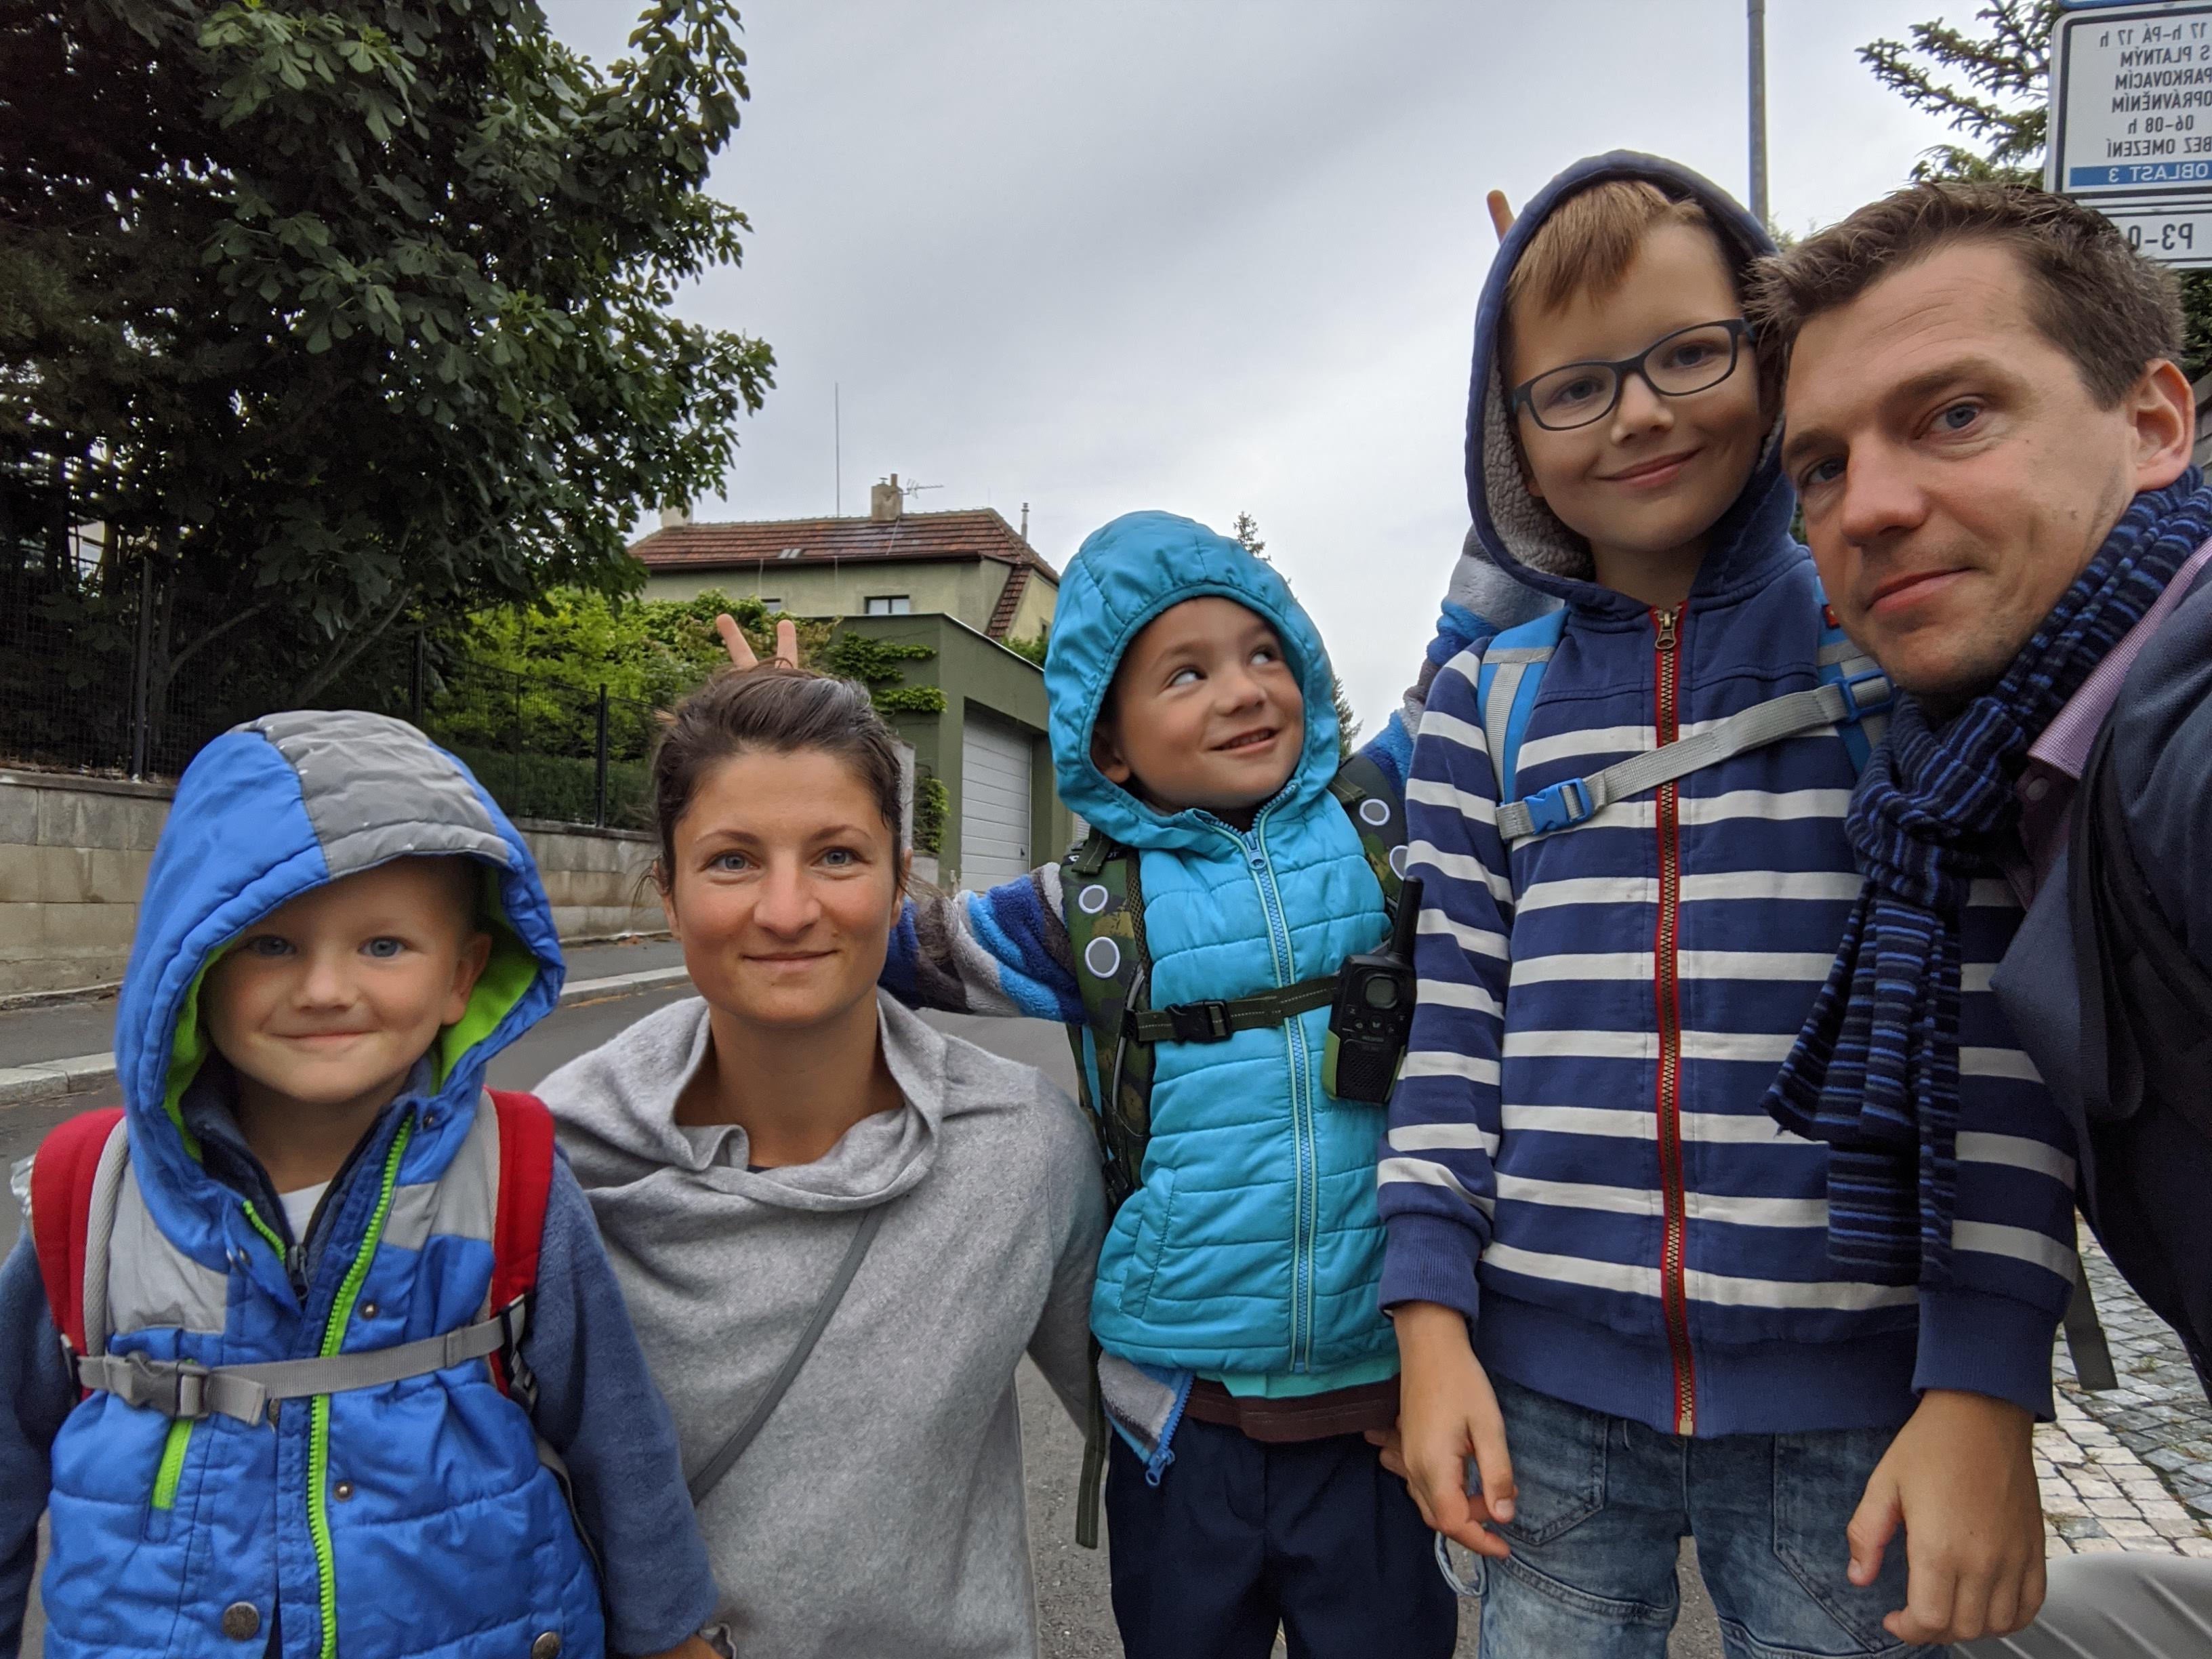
1849,1388,2046,1645
714,613,799,672
1378,1301,1517,1558
637,1637,722,1659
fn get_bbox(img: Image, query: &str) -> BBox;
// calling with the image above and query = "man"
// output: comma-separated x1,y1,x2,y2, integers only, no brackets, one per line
1749,182,2212,1657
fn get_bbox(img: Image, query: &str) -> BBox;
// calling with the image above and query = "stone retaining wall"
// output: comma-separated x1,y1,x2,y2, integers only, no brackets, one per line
0,771,662,998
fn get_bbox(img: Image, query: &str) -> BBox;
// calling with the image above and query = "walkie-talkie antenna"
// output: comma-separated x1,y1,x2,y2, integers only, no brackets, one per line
1389,876,1423,960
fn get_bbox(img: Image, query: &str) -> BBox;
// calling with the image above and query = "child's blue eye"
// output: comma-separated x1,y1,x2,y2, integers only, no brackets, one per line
363,938,406,960
243,935,293,959
1168,667,1202,688
1542,374,1608,414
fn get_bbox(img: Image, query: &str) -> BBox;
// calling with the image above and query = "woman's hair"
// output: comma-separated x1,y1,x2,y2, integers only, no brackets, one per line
651,666,907,891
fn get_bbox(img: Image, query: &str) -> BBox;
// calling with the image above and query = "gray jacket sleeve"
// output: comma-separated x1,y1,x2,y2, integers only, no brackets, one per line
521,1159,718,1656
1025,1095,1107,1425
0,1227,73,1659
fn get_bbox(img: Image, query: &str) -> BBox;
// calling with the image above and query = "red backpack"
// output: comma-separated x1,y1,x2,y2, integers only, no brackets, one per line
30,1089,558,1399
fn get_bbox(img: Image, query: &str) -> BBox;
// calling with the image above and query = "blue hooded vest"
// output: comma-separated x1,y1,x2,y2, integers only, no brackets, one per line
37,712,602,1659
1048,512,1397,1377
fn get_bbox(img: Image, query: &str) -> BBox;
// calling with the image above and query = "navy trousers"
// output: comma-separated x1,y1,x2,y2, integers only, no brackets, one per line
1105,1416,1457,1659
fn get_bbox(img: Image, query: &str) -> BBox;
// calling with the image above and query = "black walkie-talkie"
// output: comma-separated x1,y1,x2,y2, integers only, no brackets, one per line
1323,877,1422,1105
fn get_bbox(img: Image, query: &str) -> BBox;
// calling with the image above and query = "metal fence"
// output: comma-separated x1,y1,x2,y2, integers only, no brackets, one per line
2,571,662,830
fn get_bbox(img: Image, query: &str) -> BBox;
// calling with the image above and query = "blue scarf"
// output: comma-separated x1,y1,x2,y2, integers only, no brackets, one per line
1767,470,2212,1284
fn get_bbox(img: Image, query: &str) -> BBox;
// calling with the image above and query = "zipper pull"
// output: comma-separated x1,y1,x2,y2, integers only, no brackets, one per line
286,1243,307,1292
1654,607,1679,652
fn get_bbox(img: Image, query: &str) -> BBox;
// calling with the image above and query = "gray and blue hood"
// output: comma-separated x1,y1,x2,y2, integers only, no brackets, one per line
114,710,565,1258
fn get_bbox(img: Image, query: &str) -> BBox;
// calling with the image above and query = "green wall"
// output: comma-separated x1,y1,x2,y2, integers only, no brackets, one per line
832,613,1076,886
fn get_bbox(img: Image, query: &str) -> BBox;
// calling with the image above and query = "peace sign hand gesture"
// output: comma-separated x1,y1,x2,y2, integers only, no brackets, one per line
714,613,800,672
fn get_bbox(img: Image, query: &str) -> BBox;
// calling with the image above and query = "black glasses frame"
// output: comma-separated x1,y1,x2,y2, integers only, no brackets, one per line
1509,319,1753,432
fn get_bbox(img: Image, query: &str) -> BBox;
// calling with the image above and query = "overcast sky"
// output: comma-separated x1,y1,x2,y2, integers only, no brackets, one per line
538,1,1981,729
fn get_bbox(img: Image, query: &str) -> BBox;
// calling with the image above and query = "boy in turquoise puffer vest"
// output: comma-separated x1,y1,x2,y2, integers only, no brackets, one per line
880,510,1465,1658
0,711,716,1659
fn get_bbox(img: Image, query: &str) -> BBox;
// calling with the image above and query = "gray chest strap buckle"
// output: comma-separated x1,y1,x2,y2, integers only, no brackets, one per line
77,1300,527,1428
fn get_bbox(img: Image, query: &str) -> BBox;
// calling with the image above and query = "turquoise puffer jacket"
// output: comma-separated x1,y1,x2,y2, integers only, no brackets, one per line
1048,512,1395,1376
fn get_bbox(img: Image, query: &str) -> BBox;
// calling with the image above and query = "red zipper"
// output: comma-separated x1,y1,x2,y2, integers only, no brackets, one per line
1652,605,1697,1435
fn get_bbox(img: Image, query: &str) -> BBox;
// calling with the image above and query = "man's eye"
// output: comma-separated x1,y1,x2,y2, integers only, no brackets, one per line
1938,401,1981,432
1800,457,1845,490
363,937,405,960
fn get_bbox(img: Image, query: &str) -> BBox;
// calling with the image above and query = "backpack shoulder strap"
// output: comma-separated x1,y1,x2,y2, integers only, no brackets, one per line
1493,599,1893,845
484,1088,558,1400
1328,752,1408,907
1059,835,1151,1209
1475,610,1568,803
1815,596,1890,775
29,1107,127,1372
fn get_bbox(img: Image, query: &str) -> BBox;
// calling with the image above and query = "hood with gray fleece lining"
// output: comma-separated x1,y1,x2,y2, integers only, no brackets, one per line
1453,150,1792,626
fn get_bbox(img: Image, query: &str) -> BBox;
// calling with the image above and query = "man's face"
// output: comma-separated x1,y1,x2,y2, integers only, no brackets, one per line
1782,239,2190,703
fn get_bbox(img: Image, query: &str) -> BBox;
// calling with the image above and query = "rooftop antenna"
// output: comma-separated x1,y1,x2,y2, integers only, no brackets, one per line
899,477,943,507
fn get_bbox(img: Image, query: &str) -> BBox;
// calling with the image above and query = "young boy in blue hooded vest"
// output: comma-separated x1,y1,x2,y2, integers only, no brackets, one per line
878,509,1470,1657
0,711,718,1659
1378,155,2080,1654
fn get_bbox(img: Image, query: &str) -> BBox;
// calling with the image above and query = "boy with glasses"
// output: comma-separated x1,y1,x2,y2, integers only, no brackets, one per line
1377,155,2077,1654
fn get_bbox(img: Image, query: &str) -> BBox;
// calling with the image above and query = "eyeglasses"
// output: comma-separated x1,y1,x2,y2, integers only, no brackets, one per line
1509,319,1752,432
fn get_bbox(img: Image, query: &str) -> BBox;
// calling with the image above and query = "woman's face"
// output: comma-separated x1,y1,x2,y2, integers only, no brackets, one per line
661,747,907,1033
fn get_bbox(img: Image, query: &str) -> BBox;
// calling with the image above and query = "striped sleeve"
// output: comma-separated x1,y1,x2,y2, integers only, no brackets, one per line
1377,649,1510,1321
882,865,1086,1025
1915,883,2079,1416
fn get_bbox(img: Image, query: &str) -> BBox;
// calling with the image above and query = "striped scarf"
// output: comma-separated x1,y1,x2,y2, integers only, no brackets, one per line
1767,470,2212,1284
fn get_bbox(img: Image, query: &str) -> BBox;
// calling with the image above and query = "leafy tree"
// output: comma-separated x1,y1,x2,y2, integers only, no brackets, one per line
1,0,774,754
1004,625,1048,667
1332,678,1361,762
1231,511,1267,558
1864,1,2212,372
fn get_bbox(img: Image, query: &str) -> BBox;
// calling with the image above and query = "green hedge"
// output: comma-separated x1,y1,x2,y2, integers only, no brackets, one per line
443,743,651,829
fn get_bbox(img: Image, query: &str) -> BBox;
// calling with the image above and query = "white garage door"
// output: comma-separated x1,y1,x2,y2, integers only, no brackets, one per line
960,712,1033,890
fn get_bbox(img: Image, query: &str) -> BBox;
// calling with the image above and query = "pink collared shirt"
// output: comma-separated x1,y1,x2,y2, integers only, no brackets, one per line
2003,538,2212,907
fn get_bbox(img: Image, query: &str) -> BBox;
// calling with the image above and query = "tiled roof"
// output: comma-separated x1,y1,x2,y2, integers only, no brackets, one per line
629,508,1059,583
985,560,1033,642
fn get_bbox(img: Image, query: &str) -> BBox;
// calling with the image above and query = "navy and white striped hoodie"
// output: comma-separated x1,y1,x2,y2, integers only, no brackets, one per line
1376,153,2077,1435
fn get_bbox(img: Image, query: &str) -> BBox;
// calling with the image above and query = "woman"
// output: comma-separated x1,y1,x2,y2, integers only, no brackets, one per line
535,663,1105,1659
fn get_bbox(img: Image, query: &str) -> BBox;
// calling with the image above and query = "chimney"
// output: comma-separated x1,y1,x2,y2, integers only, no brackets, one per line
1019,501,1029,543
869,474,902,523
659,503,691,529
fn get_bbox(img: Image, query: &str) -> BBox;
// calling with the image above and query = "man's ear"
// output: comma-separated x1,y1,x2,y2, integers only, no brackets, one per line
2131,357,2197,494
1090,721,1134,786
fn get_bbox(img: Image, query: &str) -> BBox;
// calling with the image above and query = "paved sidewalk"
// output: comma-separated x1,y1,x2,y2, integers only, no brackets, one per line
2036,1236,2212,1557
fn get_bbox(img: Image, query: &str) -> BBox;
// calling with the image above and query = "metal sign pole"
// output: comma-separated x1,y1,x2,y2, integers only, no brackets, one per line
1748,0,1769,226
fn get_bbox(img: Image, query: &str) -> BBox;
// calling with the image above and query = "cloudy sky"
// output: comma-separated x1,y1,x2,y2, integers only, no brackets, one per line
538,1,1982,729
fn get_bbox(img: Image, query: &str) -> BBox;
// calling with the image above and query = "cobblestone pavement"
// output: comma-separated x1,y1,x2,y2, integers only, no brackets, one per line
2037,1237,2212,1557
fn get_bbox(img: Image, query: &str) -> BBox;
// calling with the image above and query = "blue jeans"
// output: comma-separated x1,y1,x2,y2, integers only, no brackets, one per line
1461,1376,1943,1659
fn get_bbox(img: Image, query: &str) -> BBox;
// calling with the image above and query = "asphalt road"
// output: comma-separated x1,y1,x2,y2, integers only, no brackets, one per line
2,960,1725,1657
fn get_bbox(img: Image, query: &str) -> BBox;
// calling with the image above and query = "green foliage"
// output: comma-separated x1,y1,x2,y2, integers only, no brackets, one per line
460,588,825,708
1004,626,1049,666
3,0,775,718
1864,2,2212,373
913,772,948,856
446,742,651,828
1332,674,1361,763
821,628,946,714
1231,511,1267,558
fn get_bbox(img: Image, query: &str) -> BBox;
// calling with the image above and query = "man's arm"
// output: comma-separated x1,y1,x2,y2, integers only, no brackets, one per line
0,1227,73,1659
520,1161,720,1658
881,867,1085,1026
1852,886,2078,1646
1376,649,1521,1557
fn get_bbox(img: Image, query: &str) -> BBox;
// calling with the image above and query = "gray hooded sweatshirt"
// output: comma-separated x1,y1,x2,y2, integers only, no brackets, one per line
537,991,1105,1659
